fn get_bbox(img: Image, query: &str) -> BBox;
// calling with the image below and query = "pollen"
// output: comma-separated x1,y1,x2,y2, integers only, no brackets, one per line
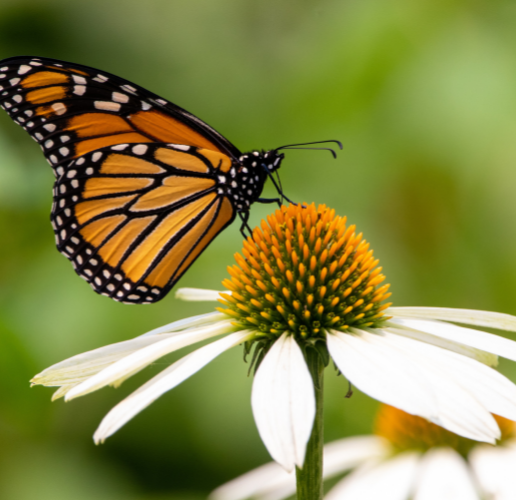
217,203,391,341
375,404,515,457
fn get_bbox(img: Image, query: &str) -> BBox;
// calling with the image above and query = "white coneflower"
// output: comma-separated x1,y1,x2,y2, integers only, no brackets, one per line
32,204,516,498
210,404,516,500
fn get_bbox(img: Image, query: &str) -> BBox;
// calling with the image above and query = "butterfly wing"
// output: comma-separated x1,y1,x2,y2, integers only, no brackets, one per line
52,143,235,303
0,56,239,303
0,56,241,162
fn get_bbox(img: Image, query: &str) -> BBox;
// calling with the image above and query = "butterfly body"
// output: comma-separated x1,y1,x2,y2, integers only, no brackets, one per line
0,56,287,303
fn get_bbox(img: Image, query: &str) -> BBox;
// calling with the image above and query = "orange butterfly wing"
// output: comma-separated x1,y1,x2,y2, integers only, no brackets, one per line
0,57,239,303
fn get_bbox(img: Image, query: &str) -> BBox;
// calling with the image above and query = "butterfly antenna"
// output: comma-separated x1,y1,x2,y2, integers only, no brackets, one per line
276,139,343,159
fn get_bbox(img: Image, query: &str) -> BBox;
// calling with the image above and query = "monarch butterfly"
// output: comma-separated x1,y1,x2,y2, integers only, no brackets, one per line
0,56,341,304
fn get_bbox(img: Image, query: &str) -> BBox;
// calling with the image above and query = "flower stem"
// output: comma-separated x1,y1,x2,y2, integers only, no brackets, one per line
296,348,324,500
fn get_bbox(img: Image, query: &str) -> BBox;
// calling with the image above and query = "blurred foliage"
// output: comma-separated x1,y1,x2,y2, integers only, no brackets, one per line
2,0,516,498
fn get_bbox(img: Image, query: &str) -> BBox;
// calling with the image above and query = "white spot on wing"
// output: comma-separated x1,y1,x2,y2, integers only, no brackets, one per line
112,92,129,103
94,101,120,112
94,74,108,82
170,144,190,151
10,78,20,85
74,85,86,96
121,84,137,94
60,147,69,156
52,103,67,115
76,157,85,165
18,65,31,75
132,144,147,155
141,101,151,110
43,123,55,132
73,75,86,84
92,152,102,162
12,94,22,103
111,144,128,151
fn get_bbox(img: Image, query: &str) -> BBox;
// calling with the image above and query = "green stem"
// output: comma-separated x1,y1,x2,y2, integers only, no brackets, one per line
296,349,324,500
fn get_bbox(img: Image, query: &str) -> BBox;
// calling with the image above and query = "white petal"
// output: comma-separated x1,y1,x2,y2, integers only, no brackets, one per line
209,461,293,500
51,384,78,401
384,324,497,367
33,312,226,387
32,335,173,387
65,320,235,400
325,451,420,500
326,329,438,417
381,328,516,425
413,449,478,500
209,436,389,500
470,444,516,499
324,435,391,478
328,329,505,443
175,288,225,301
140,311,226,336
251,333,315,472
389,307,516,332
389,316,516,363
93,330,252,443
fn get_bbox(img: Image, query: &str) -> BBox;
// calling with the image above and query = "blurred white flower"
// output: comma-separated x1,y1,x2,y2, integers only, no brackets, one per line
31,204,516,473
210,404,516,500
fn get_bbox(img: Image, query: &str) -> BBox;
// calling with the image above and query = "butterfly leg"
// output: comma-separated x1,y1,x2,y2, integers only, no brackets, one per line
238,211,253,239
258,197,282,208
261,166,298,206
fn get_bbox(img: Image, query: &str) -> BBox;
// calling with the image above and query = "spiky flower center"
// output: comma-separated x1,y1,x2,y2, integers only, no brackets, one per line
375,404,515,457
218,203,391,346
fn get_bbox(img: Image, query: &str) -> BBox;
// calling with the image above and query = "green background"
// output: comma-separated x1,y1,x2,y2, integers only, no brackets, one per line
1,0,516,498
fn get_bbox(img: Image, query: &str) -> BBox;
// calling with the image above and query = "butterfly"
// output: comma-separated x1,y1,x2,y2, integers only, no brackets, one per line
0,56,341,304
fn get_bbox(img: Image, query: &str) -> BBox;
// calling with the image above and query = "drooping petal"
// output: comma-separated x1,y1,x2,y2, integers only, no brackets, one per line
469,444,516,500
251,333,315,472
209,436,389,500
32,335,174,388
388,316,516,363
413,448,478,500
326,329,438,418
383,324,498,367
209,461,293,500
65,320,236,400
327,329,505,443
389,307,516,332
325,451,420,500
175,288,224,301
382,329,516,425
139,311,226,337
93,330,253,443
323,436,391,479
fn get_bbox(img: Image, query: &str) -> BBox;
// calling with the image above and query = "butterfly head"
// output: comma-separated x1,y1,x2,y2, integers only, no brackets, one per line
239,150,284,175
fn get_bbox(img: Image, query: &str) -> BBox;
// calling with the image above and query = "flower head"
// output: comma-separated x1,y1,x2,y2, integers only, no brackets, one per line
31,204,516,472
219,204,390,343
210,404,516,500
